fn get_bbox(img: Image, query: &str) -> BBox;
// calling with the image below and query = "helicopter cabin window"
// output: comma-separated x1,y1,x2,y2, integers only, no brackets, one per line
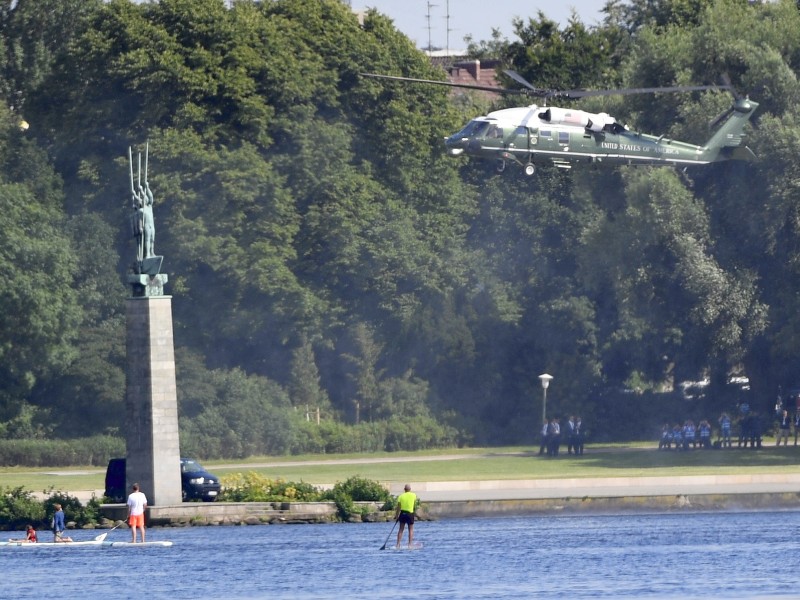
512,126,535,146
485,124,503,139
539,130,552,139
558,131,569,145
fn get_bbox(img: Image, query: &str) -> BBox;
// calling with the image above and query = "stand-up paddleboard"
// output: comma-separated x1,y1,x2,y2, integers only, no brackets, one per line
387,542,423,551
104,541,173,548
0,538,105,548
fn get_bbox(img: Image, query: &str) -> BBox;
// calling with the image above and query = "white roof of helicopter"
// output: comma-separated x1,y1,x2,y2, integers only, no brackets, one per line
479,104,620,132
483,105,542,126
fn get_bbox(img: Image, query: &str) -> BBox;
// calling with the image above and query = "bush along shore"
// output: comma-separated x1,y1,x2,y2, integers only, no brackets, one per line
0,475,402,531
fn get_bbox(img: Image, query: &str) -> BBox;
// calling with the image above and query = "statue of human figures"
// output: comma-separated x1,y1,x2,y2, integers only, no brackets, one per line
130,183,155,262
141,181,155,259
131,186,144,264
128,143,163,283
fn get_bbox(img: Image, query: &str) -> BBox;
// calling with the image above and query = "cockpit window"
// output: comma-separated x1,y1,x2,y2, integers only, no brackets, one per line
454,120,490,138
603,122,625,134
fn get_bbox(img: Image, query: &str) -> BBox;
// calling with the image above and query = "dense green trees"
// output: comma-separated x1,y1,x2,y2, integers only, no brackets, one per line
2,0,800,454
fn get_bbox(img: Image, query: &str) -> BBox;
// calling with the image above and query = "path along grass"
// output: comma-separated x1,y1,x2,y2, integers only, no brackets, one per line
4,443,800,494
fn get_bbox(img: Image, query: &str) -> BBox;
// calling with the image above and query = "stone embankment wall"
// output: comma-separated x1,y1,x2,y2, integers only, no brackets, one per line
99,491,800,527
101,501,390,526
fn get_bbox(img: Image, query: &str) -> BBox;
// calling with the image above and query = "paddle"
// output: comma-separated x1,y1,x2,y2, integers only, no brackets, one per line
94,521,123,542
379,518,399,551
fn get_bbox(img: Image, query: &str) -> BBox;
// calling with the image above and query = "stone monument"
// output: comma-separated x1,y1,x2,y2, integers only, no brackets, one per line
124,142,182,505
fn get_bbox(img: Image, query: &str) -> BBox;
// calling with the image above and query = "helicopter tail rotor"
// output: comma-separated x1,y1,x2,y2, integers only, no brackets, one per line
708,73,746,130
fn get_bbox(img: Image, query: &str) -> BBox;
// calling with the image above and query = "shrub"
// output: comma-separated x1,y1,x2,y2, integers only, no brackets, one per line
0,488,102,531
217,472,323,502
0,487,47,531
322,476,393,519
0,436,124,467
384,416,458,451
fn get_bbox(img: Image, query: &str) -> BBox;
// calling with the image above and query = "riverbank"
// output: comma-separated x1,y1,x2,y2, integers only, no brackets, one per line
92,472,800,525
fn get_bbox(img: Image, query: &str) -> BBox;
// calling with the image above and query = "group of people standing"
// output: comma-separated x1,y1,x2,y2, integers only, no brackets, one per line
773,408,800,446
539,415,585,457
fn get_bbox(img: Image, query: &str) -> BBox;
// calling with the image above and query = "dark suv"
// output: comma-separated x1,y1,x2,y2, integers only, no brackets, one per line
179,458,222,501
104,457,222,502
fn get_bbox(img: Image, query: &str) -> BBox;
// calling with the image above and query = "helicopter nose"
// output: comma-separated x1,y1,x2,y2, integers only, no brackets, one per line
444,134,467,155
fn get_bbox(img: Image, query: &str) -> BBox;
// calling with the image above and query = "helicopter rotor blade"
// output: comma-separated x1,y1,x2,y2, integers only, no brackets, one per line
360,73,529,96
547,84,731,100
363,72,732,101
503,70,729,100
720,72,744,101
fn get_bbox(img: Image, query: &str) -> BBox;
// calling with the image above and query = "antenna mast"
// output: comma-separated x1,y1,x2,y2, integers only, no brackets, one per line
445,0,451,57
426,1,437,54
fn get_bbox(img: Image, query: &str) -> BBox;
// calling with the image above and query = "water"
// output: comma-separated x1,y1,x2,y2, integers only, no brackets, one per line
2,511,797,599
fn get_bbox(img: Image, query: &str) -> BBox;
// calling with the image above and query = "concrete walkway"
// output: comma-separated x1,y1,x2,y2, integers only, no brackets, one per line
389,473,800,502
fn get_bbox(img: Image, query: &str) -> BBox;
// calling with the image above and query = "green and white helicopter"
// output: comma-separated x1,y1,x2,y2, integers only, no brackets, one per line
362,71,758,176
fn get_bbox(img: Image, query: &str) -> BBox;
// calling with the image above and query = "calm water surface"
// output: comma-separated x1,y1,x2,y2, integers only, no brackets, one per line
2,511,798,599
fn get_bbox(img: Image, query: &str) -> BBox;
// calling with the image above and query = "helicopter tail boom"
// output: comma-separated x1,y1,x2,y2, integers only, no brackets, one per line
701,98,758,162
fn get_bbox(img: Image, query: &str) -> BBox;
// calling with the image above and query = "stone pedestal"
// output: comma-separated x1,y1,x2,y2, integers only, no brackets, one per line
125,295,182,505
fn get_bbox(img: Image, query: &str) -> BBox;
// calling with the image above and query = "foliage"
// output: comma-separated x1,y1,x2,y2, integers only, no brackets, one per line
322,475,393,520
0,487,101,531
44,491,101,528
217,472,391,521
0,487,46,531
325,475,392,504
217,472,323,502
3,0,800,451
0,435,124,467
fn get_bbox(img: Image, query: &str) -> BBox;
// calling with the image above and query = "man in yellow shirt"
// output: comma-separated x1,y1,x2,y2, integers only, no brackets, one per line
394,484,417,548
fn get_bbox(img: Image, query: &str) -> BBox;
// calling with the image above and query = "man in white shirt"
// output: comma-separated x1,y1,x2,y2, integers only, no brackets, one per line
126,483,148,543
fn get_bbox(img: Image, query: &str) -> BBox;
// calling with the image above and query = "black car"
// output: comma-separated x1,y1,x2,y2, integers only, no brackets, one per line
104,457,221,502
179,458,222,501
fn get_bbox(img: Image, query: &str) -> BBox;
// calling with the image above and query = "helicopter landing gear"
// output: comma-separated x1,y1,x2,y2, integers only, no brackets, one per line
524,163,536,176
495,159,506,173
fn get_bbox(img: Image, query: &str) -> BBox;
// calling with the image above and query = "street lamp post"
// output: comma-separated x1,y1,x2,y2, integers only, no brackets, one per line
538,373,553,424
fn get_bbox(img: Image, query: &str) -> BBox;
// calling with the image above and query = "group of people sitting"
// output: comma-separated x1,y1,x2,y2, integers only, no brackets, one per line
658,407,799,450
658,419,718,450
538,415,585,457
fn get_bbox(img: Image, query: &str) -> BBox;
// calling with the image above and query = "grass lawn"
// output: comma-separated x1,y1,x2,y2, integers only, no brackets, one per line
3,442,800,494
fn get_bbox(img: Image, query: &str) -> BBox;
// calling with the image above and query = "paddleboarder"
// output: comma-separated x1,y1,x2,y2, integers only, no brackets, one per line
126,483,148,543
394,484,417,549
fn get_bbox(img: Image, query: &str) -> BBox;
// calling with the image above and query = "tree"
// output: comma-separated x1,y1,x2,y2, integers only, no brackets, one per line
343,323,385,424
288,336,331,417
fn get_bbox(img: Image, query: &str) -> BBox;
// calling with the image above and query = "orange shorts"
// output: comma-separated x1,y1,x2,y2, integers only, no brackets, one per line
128,514,145,528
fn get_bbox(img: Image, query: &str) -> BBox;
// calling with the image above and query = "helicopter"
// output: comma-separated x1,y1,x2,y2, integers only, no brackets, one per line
361,70,758,176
